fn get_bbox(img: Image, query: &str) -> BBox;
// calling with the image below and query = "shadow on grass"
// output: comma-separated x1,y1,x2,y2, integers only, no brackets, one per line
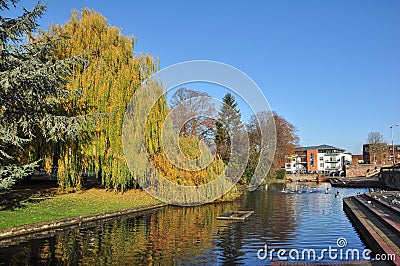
0,176,104,211
0,179,58,211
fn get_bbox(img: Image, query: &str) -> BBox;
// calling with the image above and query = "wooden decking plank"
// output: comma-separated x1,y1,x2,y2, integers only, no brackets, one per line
343,197,400,265
217,210,254,221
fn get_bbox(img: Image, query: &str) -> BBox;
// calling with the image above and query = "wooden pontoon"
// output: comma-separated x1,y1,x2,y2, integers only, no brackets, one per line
217,211,254,221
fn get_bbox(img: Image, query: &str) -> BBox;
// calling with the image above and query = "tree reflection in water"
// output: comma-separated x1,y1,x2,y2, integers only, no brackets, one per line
1,184,367,265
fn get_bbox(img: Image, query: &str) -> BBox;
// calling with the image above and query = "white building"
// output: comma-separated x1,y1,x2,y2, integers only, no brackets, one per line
285,144,352,176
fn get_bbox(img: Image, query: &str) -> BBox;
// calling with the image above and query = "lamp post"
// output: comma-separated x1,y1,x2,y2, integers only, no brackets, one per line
390,124,400,165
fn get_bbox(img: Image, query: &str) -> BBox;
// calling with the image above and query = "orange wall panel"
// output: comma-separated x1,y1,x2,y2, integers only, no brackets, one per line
307,149,318,171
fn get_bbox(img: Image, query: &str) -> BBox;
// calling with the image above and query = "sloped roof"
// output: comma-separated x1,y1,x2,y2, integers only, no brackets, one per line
296,144,345,152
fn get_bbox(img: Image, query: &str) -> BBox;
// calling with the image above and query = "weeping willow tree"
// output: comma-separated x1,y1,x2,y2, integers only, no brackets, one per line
40,9,238,199
40,9,157,191
122,79,237,205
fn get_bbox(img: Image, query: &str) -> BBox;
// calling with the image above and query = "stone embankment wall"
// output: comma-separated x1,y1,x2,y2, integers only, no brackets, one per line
285,174,317,181
380,166,400,190
346,164,377,177
0,203,167,244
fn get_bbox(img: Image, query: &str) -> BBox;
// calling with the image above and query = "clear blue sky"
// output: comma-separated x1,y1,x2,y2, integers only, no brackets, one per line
8,0,400,154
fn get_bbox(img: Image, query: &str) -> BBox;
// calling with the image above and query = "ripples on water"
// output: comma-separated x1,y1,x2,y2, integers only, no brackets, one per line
0,183,367,265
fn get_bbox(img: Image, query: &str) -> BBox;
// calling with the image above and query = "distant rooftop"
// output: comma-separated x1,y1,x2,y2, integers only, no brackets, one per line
296,144,345,152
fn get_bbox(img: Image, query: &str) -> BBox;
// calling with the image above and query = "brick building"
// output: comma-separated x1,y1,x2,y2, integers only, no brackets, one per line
351,155,364,165
363,143,400,165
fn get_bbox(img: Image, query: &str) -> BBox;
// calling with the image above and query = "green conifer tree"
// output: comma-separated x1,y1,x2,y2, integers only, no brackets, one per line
215,93,243,164
0,0,83,189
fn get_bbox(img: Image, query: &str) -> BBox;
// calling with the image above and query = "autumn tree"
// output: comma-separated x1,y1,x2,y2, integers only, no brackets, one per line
215,93,244,164
0,0,83,189
245,111,298,180
366,131,387,165
123,80,231,204
41,9,157,191
41,9,232,198
273,112,299,169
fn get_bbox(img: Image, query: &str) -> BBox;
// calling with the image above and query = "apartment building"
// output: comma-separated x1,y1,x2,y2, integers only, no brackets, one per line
285,144,352,175
363,143,400,165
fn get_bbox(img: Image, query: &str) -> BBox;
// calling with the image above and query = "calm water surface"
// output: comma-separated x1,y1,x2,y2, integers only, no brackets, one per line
0,183,368,265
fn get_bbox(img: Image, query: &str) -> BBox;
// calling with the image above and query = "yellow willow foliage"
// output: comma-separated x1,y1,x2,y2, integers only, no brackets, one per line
149,137,226,187
150,152,225,186
41,9,157,191
142,93,226,187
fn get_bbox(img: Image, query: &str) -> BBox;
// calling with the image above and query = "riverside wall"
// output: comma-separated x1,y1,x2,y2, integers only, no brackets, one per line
380,166,400,190
346,164,376,177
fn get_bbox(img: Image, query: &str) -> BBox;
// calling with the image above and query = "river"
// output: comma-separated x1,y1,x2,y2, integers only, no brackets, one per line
0,183,368,265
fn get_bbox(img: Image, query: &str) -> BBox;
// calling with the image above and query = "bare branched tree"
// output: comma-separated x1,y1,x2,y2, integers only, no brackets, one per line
366,131,387,165
170,87,217,141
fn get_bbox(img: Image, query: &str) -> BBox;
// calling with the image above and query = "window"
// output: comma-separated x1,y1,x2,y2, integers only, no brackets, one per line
397,146,400,151
310,153,314,167
320,163,324,167
319,157,323,161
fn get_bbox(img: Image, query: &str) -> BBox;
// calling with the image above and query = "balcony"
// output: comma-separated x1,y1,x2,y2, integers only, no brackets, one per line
324,153,340,156
325,167,340,170
325,160,339,163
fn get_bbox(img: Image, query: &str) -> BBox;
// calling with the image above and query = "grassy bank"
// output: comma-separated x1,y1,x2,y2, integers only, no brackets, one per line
0,189,161,230
0,185,244,230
